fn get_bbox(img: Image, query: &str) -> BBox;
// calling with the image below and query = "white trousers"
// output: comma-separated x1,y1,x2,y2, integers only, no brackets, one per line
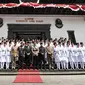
70,62,74,69
6,62,10,69
80,62,85,69
1,62,5,69
61,61,65,69
56,62,60,69
0,62,1,69
74,62,78,69
61,61,68,69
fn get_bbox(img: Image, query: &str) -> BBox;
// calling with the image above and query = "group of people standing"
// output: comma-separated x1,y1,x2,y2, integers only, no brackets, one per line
0,37,85,70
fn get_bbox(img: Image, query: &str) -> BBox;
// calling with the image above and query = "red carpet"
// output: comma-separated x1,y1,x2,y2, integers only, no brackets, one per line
14,69,43,83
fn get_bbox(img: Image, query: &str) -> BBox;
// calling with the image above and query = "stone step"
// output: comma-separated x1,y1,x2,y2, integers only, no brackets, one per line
0,69,85,75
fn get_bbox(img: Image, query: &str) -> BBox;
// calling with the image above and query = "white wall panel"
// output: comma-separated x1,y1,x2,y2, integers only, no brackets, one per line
0,15,85,44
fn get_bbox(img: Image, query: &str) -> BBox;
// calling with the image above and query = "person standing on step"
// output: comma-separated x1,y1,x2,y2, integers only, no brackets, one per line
79,42,85,69
60,43,68,69
6,42,12,69
46,42,54,69
0,43,2,69
53,42,61,70
32,42,39,69
1,42,7,69
38,42,46,69
18,42,25,69
11,42,19,69
24,41,32,69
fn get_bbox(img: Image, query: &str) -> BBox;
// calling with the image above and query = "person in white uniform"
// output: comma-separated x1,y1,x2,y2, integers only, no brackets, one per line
66,41,74,69
53,42,61,69
72,43,78,69
60,43,68,69
6,43,12,69
0,43,2,69
1,42,7,69
59,44,65,69
80,42,85,69
1,41,4,48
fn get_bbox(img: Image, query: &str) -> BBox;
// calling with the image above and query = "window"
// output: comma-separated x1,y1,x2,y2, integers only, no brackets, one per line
67,31,76,45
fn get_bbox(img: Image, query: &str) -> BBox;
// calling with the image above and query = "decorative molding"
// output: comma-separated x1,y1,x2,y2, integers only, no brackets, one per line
55,18,63,28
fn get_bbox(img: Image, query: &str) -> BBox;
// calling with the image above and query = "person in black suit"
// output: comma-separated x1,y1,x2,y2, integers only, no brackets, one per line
18,43,25,69
24,41,32,69
38,42,46,69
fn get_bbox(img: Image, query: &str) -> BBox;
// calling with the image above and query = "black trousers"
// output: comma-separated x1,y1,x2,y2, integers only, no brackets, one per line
18,56,24,69
25,54,32,69
38,53,46,68
32,55,39,69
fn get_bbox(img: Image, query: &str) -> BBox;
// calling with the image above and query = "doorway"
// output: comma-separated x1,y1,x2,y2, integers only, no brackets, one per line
7,24,51,40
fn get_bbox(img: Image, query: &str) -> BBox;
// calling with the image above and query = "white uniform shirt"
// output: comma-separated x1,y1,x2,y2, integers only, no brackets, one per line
36,43,40,48
1,46,7,62
0,47,2,62
11,42,14,47
53,46,60,62
6,46,12,56
79,46,85,62
17,42,21,47
43,42,48,48
6,46,12,62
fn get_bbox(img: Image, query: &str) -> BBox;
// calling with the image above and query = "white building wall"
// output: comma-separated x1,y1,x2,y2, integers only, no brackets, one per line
0,15,85,44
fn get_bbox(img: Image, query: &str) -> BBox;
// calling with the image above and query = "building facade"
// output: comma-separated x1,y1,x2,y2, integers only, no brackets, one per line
0,14,85,44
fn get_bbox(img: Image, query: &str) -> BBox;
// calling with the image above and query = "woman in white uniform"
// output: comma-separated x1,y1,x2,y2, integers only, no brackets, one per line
60,43,68,69
81,47,85,69
53,42,61,69
67,42,74,69
72,44,78,69
6,43,12,69
79,42,85,69
0,43,2,69
1,43,7,69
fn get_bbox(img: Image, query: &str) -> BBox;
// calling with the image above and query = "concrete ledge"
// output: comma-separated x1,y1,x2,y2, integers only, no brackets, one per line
0,69,85,75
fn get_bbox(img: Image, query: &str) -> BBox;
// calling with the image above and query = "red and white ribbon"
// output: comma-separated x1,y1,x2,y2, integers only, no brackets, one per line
0,2,85,12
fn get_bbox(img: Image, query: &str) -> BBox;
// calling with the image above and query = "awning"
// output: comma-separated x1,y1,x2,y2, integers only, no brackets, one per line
0,2,85,11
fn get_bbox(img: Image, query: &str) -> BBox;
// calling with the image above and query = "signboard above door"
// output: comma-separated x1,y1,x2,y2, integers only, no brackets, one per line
16,18,43,23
